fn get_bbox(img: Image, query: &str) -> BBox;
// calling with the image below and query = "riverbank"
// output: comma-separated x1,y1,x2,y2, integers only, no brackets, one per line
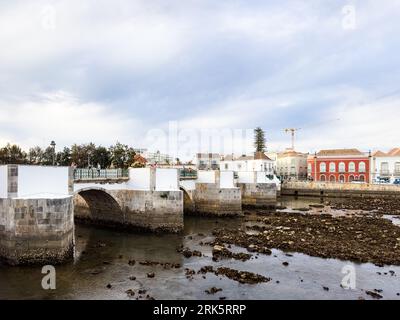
209,210,400,266
282,181,400,199
1,196,400,300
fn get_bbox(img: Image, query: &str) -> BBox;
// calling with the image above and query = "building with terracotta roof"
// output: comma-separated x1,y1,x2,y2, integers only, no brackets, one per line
307,148,371,183
220,152,274,175
196,153,220,170
388,148,400,156
371,148,400,181
276,149,309,180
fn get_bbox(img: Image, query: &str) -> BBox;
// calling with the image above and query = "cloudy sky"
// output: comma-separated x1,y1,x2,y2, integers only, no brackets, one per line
0,0,399,159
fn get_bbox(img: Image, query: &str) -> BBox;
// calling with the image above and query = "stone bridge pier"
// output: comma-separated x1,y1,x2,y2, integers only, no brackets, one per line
180,171,242,216
236,171,277,208
0,165,74,265
74,168,183,233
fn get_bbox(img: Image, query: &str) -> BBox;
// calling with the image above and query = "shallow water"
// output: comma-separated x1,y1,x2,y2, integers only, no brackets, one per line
0,197,399,300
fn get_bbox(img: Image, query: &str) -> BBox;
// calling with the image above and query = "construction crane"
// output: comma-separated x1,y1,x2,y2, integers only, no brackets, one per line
284,128,301,150
283,118,340,151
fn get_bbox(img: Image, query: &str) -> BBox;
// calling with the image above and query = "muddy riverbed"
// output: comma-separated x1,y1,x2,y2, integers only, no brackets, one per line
0,196,399,300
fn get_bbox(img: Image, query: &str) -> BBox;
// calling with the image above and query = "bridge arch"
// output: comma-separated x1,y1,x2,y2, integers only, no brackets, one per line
180,186,195,214
73,187,125,227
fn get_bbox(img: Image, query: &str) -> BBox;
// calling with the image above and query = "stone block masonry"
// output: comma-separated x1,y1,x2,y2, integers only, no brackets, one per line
238,183,277,208
282,181,400,199
192,183,242,216
0,196,74,265
74,189,183,233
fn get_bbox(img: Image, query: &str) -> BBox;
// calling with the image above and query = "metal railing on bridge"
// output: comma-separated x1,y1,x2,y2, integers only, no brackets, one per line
179,169,197,180
73,168,129,180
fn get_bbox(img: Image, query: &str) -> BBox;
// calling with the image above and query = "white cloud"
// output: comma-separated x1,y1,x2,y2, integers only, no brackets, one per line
0,0,399,156
0,1,189,74
297,94,400,153
0,91,142,149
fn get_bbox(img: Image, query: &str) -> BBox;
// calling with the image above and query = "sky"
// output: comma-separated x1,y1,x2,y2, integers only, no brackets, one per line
0,0,399,160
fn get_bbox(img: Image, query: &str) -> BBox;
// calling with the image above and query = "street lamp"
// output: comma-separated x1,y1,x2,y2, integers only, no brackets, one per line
50,141,56,166
87,152,91,169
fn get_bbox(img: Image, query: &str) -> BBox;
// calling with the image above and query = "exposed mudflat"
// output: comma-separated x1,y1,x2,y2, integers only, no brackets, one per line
328,197,400,215
210,211,400,266
1,196,400,300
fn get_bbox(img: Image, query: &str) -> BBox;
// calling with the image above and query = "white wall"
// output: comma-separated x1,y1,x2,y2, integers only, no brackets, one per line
221,159,274,173
17,166,70,197
237,171,255,183
220,171,235,188
127,168,151,190
373,157,400,177
197,170,216,183
256,171,268,183
0,165,7,198
156,169,179,191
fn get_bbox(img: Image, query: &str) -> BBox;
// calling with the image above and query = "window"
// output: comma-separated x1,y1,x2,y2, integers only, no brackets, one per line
320,162,326,173
329,162,336,173
224,164,228,170
339,175,345,183
307,163,312,174
320,175,326,182
349,175,355,182
359,162,366,173
349,162,356,173
359,175,365,182
339,162,346,173
395,162,400,174
381,162,389,175
329,175,336,182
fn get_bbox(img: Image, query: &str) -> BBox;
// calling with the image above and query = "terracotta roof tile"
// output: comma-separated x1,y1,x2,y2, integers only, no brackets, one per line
316,149,364,156
372,150,387,157
388,148,400,156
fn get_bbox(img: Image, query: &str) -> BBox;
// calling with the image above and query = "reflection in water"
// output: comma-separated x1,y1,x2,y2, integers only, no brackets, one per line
1,197,399,300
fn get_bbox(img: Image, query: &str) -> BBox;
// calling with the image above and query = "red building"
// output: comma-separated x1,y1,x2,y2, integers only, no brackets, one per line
307,149,371,183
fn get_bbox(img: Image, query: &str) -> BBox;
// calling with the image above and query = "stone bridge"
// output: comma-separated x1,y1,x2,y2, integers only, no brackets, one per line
0,165,277,265
73,168,183,233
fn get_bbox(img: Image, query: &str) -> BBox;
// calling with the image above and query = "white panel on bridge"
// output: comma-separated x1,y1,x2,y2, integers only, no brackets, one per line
197,171,216,183
156,169,178,191
0,165,7,198
220,171,235,189
237,171,255,183
127,168,151,190
256,171,268,183
17,166,70,198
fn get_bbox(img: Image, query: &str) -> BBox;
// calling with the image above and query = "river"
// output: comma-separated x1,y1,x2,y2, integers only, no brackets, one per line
0,197,399,300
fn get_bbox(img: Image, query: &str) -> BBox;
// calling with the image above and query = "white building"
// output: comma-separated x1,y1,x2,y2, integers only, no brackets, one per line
220,152,275,175
276,149,308,180
196,153,220,170
371,148,400,181
141,151,173,165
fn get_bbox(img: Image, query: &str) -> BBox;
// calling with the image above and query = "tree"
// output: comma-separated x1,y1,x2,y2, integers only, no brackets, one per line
109,142,136,169
254,127,266,153
92,146,111,169
0,144,27,164
70,143,96,168
28,146,44,164
57,147,72,166
42,146,56,165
